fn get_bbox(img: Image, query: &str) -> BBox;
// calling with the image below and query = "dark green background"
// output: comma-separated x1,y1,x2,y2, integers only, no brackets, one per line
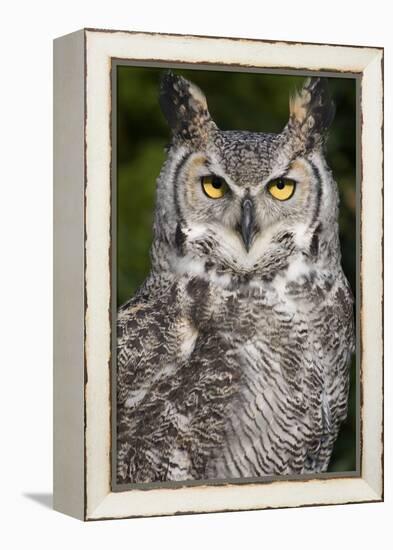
117,66,357,473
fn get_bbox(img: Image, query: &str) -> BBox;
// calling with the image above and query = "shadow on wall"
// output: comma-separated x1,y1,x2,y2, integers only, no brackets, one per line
23,493,53,509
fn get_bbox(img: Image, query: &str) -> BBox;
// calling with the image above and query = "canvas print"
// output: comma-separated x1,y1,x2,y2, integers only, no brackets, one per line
115,67,356,485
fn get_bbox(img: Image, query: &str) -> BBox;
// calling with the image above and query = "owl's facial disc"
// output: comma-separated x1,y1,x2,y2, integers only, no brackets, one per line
177,151,319,261
165,146,332,284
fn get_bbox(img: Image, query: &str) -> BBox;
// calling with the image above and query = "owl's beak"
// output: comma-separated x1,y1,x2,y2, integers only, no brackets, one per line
240,197,256,252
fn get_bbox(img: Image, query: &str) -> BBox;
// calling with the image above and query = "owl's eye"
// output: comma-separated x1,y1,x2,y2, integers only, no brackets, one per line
201,175,229,199
267,178,296,201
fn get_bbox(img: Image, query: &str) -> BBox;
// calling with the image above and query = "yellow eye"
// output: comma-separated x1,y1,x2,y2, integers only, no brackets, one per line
201,175,228,199
267,178,296,201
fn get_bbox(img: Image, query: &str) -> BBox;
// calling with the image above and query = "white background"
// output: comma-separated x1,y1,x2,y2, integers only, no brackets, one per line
1,1,391,548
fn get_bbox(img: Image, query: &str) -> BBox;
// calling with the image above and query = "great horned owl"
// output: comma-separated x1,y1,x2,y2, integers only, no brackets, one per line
117,73,354,483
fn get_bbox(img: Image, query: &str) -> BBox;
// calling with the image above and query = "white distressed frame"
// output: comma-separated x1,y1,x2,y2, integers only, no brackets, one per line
53,29,383,521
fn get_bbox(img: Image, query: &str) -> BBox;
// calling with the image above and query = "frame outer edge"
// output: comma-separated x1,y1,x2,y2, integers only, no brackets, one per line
360,49,384,499
53,29,86,521
81,29,384,520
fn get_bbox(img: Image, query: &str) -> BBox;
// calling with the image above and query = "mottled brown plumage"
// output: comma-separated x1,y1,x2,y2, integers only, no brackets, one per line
117,73,354,483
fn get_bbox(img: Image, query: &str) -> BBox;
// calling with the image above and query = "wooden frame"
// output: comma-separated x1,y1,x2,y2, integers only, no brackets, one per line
53,28,383,521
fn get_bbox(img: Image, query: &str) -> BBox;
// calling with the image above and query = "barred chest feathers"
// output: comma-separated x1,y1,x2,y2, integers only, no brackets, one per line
166,249,348,478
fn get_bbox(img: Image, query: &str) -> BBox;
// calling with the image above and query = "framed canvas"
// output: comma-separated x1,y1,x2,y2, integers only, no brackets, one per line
53,28,383,521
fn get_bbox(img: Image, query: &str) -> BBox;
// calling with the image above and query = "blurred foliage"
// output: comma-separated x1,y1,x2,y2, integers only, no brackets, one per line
117,66,357,473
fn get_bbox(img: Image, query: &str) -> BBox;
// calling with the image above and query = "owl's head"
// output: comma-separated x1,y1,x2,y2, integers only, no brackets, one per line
152,72,340,285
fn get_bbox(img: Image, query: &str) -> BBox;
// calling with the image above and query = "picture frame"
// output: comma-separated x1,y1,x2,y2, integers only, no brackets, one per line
53,28,383,521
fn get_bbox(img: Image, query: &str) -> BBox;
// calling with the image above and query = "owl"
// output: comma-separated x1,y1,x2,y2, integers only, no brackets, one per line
116,72,354,483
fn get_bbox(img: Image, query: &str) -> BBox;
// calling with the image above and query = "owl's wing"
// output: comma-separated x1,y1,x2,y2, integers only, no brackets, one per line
116,288,239,484
116,290,182,483
117,294,174,408
305,273,355,471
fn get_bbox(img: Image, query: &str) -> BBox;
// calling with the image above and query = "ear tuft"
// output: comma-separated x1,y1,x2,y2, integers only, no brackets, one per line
159,71,215,141
289,77,335,139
